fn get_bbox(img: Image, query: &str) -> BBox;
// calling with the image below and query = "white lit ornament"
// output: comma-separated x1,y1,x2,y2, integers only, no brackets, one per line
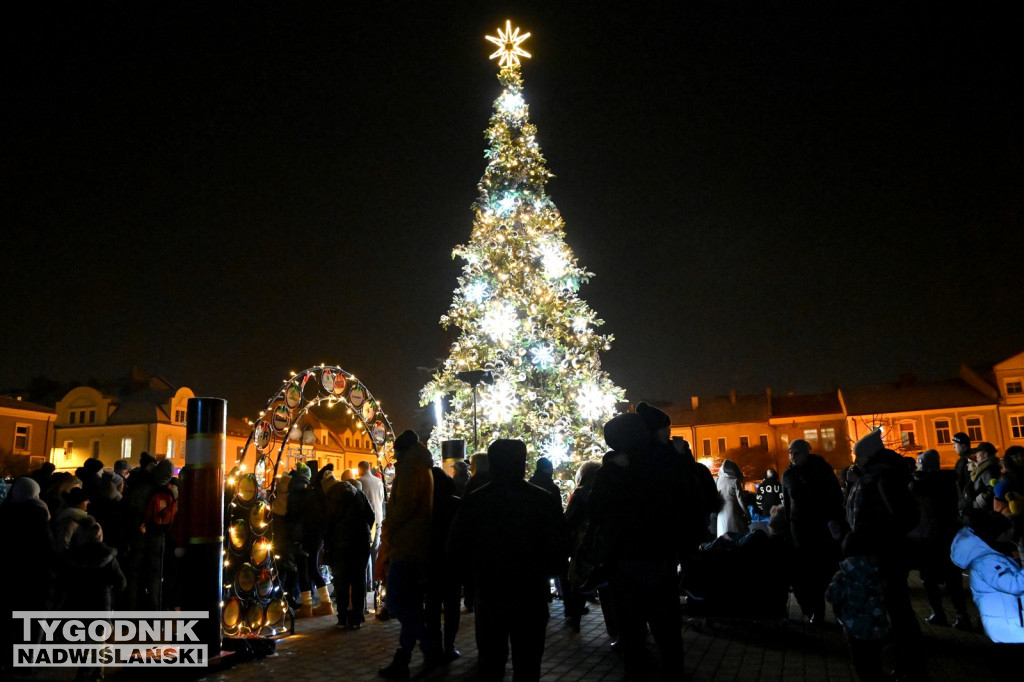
466,280,489,304
576,382,614,422
540,437,570,468
480,380,518,424
538,243,567,279
530,344,556,369
482,303,518,342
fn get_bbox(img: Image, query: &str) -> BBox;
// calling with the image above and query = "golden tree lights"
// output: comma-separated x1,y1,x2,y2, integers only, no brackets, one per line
421,22,625,475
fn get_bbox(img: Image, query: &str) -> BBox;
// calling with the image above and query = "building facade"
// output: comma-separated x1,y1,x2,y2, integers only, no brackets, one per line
0,396,56,477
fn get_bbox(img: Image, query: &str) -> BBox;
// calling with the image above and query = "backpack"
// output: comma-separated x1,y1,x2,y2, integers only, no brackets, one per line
145,487,177,528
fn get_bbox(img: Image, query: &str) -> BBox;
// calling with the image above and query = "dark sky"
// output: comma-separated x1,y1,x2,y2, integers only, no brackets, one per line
3,2,1021,433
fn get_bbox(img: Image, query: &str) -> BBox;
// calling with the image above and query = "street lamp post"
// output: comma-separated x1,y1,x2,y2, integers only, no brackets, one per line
456,369,493,453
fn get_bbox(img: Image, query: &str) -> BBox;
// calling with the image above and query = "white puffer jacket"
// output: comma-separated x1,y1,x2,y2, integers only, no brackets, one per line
951,527,1024,643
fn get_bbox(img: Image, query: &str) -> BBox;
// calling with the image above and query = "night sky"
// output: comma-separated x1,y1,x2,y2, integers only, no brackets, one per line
4,2,1021,433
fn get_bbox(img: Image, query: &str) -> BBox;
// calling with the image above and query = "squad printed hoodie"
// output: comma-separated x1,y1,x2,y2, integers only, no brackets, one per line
951,527,1024,643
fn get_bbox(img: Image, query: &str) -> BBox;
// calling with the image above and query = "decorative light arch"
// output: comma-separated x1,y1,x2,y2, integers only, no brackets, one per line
235,364,397,496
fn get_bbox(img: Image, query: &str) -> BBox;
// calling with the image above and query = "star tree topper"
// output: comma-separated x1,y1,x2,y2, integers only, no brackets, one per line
486,20,531,68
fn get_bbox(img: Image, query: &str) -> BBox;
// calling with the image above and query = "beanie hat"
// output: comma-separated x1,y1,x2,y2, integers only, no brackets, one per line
603,413,650,454
82,458,105,476
153,459,174,486
636,401,671,432
535,456,553,473
294,461,311,480
140,452,157,469
394,429,420,453
952,432,971,447
113,459,131,476
917,449,940,472
63,486,89,507
853,429,884,460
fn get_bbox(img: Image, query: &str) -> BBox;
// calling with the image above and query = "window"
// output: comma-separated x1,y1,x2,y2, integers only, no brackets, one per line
1010,415,1024,440
64,440,74,460
167,438,175,458
780,434,791,451
346,437,351,448
1007,380,1023,395
820,426,837,451
13,424,31,452
702,439,711,457
803,428,818,444
739,436,749,449
174,409,186,424
965,417,983,443
88,410,96,424
759,434,769,449
935,419,951,444
121,437,132,460
717,437,726,454
70,411,76,425
899,422,917,449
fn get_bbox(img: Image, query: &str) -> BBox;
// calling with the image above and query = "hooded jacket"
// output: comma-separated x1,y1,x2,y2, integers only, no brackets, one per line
380,440,434,563
951,527,1024,643
716,459,749,537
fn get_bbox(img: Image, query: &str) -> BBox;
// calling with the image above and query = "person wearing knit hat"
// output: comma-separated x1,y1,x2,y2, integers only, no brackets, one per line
603,412,650,454
293,461,311,481
55,486,91,552
952,432,973,500
636,401,671,433
378,429,440,678
782,437,845,627
910,448,973,630
113,459,131,480
853,429,884,464
964,442,1001,512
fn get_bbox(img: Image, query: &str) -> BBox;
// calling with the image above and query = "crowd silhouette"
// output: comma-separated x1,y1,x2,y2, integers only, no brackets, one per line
2,413,1023,681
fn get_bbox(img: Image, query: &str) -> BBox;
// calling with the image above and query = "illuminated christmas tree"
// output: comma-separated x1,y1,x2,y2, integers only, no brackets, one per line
421,21,625,475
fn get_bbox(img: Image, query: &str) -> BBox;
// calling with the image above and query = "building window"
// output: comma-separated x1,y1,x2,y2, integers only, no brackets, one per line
346,437,351,448
717,437,726,454
780,434,790,450
167,438,175,458
702,439,711,457
934,419,951,444
14,424,31,452
70,411,76,425
1010,415,1024,440
1007,380,1023,395
820,426,837,451
899,422,917,449
64,440,74,460
965,417,983,442
802,428,818,445
759,434,769,449
174,409,186,424
739,436,749,449
89,410,96,424
121,437,132,460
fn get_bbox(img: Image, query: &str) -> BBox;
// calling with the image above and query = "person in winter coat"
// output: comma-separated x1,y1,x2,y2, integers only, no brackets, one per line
323,471,375,630
716,459,749,537
451,459,471,498
425,466,462,663
54,486,92,553
843,430,924,682
0,477,56,671
564,460,605,633
448,439,567,682
965,442,1001,512
951,514,1024,643
378,429,440,679
782,439,845,625
755,469,783,518
908,449,972,630
287,461,334,618
589,413,685,682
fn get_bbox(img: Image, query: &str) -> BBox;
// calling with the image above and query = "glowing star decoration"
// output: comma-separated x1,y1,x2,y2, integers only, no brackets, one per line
480,380,517,424
482,303,518,342
531,344,556,369
572,316,590,334
486,20,532,68
576,382,614,422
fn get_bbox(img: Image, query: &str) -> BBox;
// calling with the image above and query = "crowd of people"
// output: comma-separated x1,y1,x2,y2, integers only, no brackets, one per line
2,415,1023,681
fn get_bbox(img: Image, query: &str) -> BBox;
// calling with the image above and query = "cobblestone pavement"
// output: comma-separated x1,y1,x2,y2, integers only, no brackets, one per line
11,574,994,681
